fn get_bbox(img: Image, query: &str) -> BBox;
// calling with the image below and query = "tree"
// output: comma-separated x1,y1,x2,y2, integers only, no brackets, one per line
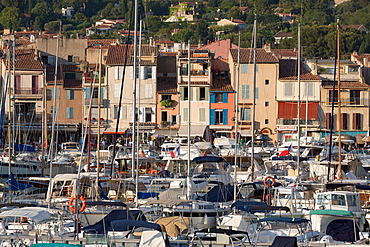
0,7,23,31
172,29,195,43
31,2,54,29
227,6,242,20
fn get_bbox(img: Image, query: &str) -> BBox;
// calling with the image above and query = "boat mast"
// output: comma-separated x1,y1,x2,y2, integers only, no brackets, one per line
234,31,240,201
186,40,191,199
336,20,342,179
251,14,257,181
95,44,103,200
297,23,301,180
7,37,12,203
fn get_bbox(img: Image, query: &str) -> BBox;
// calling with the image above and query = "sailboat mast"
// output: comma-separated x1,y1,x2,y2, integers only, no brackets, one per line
297,23,301,180
337,21,342,179
233,31,240,202
186,40,191,199
251,15,257,181
95,44,103,200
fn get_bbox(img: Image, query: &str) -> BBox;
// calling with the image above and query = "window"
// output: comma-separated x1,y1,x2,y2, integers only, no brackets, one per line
242,85,250,99
145,84,152,98
326,113,332,129
161,111,168,122
241,108,251,121
67,90,74,100
161,95,172,101
199,87,206,101
171,115,177,124
350,90,360,105
145,67,153,79
65,73,76,79
145,108,152,122
183,87,189,100
215,93,223,103
329,90,338,103
353,113,361,130
341,113,348,130
66,107,74,118
284,82,293,97
32,76,38,94
265,119,269,124
265,79,269,85
265,101,269,107
348,66,358,73
215,110,223,125
68,55,73,62
51,107,58,117
114,105,126,119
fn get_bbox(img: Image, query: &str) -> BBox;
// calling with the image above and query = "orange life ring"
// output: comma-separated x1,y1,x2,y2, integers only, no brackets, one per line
263,176,275,187
69,195,87,213
151,170,158,175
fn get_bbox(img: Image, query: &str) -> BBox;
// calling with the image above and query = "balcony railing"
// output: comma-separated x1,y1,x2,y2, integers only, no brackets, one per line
15,88,42,95
84,98,108,107
277,119,320,126
325,97,370,106
180,69,208,76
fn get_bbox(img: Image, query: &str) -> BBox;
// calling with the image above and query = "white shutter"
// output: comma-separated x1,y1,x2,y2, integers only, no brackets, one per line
151,66,156,79
115,66,121,80
284,82,293,97
129,67,134,79
145,84,152,98
114,84,121,97
140,67,145,79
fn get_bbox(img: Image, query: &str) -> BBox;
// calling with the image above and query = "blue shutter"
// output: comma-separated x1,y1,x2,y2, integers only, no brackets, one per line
255,88,259,99
51,88,58,99
100,88,104,98
223,93,228,103
242,85,250,99
86,87,90,99
210,93,215,103
241,64,249,73
67,107,73,118
256,64,259,73
210,109,215,125
223,109,228,125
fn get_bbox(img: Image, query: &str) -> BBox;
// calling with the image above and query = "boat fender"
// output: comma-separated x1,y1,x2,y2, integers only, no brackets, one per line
151,170,158,175
69,195,87,213
263,176,275,187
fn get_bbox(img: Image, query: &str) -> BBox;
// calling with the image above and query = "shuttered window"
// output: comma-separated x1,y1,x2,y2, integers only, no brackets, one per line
242,85,250,99
199,108,205,121
353,113,362,130
341,113,348,130
326,113,332,129
284,82,293,97
66,107,74,119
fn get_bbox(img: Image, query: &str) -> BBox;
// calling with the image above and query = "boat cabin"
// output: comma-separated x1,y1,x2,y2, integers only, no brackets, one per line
314,191,361,212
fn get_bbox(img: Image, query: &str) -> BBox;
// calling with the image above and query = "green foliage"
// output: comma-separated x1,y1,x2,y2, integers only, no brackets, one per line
44,20,61,32
227,6,243,20
172,28,195,43
31,2,54,28
0,7,23,30
160,99,173,107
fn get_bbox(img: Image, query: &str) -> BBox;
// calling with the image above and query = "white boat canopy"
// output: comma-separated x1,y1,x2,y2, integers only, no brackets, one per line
0,207,52,223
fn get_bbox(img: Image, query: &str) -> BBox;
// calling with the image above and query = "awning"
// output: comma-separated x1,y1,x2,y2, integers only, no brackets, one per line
152,129,176,138
178,125,207,137
239,130,252,137
103,128,126,135
278,102,318,119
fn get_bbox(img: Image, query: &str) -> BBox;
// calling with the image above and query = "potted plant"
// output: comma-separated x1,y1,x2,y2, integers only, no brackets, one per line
160,99,173,108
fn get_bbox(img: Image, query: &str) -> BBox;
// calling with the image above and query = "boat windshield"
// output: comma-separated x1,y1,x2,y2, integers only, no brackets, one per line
264,160,297,176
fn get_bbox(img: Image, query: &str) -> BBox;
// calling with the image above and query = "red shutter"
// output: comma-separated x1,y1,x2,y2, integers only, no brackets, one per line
326,113,332,129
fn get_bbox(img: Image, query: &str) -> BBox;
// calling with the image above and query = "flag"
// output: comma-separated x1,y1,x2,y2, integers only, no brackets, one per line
174,146,180,157
280,144,292,156
170,151,175,159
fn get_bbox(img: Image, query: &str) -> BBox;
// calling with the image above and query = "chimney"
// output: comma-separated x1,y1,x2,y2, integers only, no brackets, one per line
149,37,153,47
263,44,271,52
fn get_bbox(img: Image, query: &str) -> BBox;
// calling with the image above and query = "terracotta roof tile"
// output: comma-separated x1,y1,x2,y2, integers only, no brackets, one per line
211,77,233,91
106,44,157,65
230,48,279,63
279,59,321,80
156,38,175,45
322,81,370,88
271,49,298,59
275,32,293,38
2,49,42,70
157,77,177,93
178,81,208,85
87,39,118,49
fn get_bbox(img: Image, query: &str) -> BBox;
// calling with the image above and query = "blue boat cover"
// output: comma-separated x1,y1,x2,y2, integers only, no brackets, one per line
138,192,160,199
326,219,359,243
8,173,32,191
192,156,226,164
257,217,309,224
355,184,370,190
31,244,81,247
201,184,235,202
231,201,267,211
110,219,162,231
14,143,36,152
82,210,145,234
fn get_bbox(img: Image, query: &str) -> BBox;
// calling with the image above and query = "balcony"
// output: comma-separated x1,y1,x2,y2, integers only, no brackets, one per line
14,88,43,99
180,69,208,76
84,98,108,107
276,119,320,127
325,97,370,106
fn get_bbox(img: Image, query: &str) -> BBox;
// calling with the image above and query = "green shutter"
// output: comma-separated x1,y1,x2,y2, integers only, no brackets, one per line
205,87,209,101
183,108,188,121
196,87,200,101
190,87,193,101
199,108,205,121
86,87,90,99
